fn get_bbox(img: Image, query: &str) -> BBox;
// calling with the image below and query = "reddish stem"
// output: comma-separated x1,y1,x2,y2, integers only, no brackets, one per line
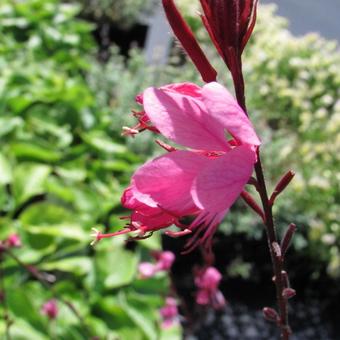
233,61,291,339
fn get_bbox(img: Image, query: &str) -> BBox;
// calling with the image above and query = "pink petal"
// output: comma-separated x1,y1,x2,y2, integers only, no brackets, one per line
196,289,210,305
132,150,210,216
164,82,202,97
202,82,261,146
143,86,230,151
191,145,256,213
138,262,156,278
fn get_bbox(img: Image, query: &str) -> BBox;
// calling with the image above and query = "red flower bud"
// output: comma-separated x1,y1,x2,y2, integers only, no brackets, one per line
282,288,296,299
199,0,258,92
263,307,279,323
280,223,297,257
241,190,265,222
270,170,295,205
41,299,58,320
162,0,217,83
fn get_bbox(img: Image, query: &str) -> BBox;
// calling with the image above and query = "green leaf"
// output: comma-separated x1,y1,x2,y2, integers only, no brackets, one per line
13,163,51,205
20,202,75,225
120,293,158,340
5,319,48,340
40,257,92,275
94,246,139,289
0,152,12,185
24,224,88,242
81,131,127,154
10,142,62,162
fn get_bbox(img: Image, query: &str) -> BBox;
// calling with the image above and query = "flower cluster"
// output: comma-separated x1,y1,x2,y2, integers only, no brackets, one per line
195,266,226,309
159,297,179,328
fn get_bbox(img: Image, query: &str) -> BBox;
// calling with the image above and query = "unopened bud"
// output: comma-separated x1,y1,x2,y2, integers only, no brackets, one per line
270,170,295,205
281,224,297,257
263,307,279,322
241,191,265,221
282,288,296,299
162,0,217,83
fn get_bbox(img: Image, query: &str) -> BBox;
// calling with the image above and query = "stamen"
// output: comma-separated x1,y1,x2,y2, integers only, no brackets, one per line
165,229,192,238
90,227,132,246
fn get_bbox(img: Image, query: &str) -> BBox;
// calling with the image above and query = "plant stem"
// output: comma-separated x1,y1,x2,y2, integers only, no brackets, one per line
233,63,291,339
254,155,290,339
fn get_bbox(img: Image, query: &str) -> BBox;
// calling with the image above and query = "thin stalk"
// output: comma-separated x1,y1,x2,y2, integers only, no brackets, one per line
233,62,291,339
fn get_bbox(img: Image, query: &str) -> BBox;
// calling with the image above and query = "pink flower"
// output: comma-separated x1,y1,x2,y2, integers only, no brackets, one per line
41,299,58,320
95,82,260,252
6,234,21,248
195,266,226,309
160,297,179,328
155,251,175,271
138,251,175,279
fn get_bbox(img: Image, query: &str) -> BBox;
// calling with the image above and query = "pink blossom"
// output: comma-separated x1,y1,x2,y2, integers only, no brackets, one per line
6,234,21,248
95,82,260,252
160,297,179,328
41,299,58,320
154,251,175,271
195,266,226,309
138,251,175,279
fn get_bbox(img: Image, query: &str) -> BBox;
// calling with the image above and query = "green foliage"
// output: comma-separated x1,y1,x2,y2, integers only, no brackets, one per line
75,0,156,29
0,0,180,338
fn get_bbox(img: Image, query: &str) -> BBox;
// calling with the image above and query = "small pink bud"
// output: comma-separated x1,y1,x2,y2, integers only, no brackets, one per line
0,291,4,303
138,262,156,279
195,267,222,290
6,234,21,248
282,288,296,299
157,251,175,271
41,299,58,320
263,307,279,322
160,297,178,329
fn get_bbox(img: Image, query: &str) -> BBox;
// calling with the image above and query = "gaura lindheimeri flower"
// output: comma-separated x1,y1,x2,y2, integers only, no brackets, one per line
94,81,260,252
195,266,226,309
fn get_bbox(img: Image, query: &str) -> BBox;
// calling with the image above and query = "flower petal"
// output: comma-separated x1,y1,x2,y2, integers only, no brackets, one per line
202,82,261,146
132,150,210,215
191,145,256,213
143,86,230,151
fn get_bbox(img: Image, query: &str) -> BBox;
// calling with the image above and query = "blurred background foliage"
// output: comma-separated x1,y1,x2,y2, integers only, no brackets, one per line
0,0,339,338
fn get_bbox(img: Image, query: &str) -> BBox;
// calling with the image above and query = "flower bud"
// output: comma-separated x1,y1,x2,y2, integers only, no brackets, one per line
282,288,296,299
281,224,297,257
162,0,217,83
6,234,21,248
41,299,58,320
270,170,295,205
263,307,279,322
